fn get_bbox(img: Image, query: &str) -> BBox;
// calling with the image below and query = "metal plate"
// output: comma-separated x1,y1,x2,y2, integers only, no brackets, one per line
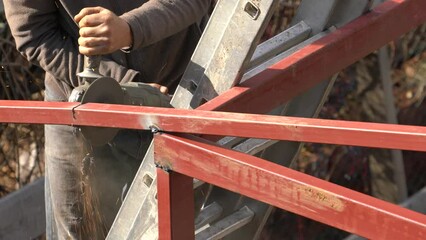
80,77,124,146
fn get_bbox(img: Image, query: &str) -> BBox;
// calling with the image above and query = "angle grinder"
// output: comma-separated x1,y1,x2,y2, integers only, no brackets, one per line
69,56,171,146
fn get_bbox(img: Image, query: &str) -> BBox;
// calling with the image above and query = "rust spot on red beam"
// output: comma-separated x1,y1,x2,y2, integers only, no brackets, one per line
300,186,346,212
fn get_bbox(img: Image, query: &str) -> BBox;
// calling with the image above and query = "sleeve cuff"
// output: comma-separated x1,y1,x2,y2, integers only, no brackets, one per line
120,12,144,50
120,45,133,53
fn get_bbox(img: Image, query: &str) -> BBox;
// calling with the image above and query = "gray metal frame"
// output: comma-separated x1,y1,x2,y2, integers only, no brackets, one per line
106,0,376,239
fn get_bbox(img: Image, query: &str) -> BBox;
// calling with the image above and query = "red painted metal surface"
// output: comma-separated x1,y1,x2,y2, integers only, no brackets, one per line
154,133,426,240
0,100,78,125
197,0,426,114
2,100,426,152
157,169,195,240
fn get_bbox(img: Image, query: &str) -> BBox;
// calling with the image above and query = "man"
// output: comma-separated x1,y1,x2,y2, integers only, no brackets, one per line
4,0,210,239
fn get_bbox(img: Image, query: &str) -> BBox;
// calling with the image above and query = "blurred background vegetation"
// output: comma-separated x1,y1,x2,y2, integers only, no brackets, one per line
0,5,45,198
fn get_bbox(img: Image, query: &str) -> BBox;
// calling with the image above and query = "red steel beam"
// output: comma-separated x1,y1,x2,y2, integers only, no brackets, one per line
154,133,426,240
157,169,195,240
197,0,426,114
2,100,426,152
0,100,78,125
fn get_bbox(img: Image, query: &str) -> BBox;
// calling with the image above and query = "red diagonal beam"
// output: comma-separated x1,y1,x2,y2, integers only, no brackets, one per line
154,133,426,240
1,100,426,151
197,0,426,113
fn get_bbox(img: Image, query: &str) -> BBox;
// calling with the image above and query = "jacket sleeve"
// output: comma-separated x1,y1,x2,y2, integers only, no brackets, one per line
3,0,140,88
121,0,211,50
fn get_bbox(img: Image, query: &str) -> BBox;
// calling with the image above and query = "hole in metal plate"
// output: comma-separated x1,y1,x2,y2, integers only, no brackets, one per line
244,2,260,20
143,174,154,188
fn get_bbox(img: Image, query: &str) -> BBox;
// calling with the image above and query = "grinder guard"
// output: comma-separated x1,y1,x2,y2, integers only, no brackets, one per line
70,76,171,147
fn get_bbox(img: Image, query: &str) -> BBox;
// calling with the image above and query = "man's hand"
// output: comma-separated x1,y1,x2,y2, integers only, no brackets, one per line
74,7,133,55
147,83,169,95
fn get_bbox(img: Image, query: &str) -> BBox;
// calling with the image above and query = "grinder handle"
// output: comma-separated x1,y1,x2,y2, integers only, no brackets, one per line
77,55,103,81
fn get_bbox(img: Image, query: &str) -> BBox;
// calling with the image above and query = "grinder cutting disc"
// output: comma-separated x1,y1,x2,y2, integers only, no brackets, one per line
80,77,124,147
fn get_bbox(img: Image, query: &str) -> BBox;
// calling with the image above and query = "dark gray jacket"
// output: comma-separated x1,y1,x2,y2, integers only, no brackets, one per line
4,0,210,101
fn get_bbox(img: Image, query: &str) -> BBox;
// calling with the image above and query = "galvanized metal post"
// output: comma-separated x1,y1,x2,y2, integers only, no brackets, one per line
378,47,408,202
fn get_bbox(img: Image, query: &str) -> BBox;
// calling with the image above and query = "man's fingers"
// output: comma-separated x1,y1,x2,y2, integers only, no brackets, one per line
79,45,108,56
74,6,131,55
78,14,106,28
159,86,169,95
147,83,169,95
78,36,109,48
74,6,103,23
79,26,107,38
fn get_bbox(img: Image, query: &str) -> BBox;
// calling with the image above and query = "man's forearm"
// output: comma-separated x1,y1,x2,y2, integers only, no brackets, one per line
121,0,211,49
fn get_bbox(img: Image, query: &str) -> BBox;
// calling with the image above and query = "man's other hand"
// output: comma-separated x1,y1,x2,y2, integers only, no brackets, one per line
147,83,169,95
75,7,133,55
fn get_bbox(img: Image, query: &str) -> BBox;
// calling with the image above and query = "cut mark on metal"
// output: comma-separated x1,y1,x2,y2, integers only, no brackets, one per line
71,102,83,120
244,2,260,20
